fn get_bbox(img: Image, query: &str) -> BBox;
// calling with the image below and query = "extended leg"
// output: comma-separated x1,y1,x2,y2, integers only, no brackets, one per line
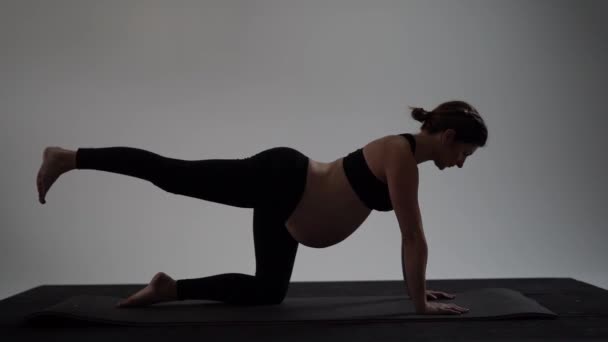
73,146,269,208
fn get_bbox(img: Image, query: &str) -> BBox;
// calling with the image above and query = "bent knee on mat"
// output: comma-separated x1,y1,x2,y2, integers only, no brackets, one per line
255,282,290,305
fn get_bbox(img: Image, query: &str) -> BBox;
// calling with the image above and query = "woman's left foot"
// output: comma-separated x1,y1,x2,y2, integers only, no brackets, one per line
36,146,73,204
116,272,178,308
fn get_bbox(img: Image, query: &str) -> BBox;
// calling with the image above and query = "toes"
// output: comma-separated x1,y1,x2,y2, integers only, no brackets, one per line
116,299,133,308
37,170,45,203
115,286,158,308
116,296,137,308
38,184,46,203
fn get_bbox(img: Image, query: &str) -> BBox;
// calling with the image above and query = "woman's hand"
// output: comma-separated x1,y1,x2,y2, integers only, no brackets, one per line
421,301,469,315
426,289,456,300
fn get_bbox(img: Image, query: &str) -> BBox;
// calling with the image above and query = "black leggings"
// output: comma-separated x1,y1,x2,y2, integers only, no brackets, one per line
75,145,309,305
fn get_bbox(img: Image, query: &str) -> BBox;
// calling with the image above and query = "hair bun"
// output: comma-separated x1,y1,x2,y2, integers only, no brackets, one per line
409,106,428,123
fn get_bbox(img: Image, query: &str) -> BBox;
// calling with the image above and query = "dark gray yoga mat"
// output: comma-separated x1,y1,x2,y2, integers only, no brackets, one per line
25,287,557,326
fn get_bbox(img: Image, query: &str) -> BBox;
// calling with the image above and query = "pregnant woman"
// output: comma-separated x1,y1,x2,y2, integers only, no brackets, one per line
36,100,487,315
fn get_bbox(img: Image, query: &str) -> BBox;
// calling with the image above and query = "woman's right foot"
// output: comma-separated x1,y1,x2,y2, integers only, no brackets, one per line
117,272,178,308
36,146,74,204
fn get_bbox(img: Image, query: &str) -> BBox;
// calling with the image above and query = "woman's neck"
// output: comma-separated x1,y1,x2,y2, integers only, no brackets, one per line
412,133,439,164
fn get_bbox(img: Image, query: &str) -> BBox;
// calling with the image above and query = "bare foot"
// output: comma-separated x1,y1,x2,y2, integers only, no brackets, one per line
36,146,72,204
116,272,178,308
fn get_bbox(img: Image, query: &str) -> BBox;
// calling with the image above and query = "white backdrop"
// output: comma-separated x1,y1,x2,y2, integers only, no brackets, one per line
2,0,607,300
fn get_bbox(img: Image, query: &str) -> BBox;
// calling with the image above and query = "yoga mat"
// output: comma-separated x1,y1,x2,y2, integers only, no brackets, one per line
24,287,557,327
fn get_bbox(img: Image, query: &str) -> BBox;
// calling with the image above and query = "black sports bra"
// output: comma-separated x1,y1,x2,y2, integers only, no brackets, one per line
342,133,416,211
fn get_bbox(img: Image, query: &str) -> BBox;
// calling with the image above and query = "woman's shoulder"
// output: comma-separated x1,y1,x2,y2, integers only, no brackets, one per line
356,134,415,184
381,134,418,171
381,134,415,153
360,134,414,159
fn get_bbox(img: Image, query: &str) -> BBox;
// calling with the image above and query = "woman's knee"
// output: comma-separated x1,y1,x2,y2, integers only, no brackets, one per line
256,279,290,305
262,291,288,305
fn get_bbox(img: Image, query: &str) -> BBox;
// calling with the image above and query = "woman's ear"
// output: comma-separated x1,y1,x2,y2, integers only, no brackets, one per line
442,129,457,145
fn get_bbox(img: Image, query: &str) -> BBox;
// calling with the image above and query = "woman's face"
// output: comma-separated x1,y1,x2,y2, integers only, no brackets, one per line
438,129,478,170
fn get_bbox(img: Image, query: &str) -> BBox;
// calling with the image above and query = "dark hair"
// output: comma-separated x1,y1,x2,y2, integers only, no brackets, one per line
408,100,488,147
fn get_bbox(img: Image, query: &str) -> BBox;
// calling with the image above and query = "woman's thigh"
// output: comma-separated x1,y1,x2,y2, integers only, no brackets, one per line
250,146,309,220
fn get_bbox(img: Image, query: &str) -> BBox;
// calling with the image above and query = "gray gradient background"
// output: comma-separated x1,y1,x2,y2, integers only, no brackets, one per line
1,0,606,301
